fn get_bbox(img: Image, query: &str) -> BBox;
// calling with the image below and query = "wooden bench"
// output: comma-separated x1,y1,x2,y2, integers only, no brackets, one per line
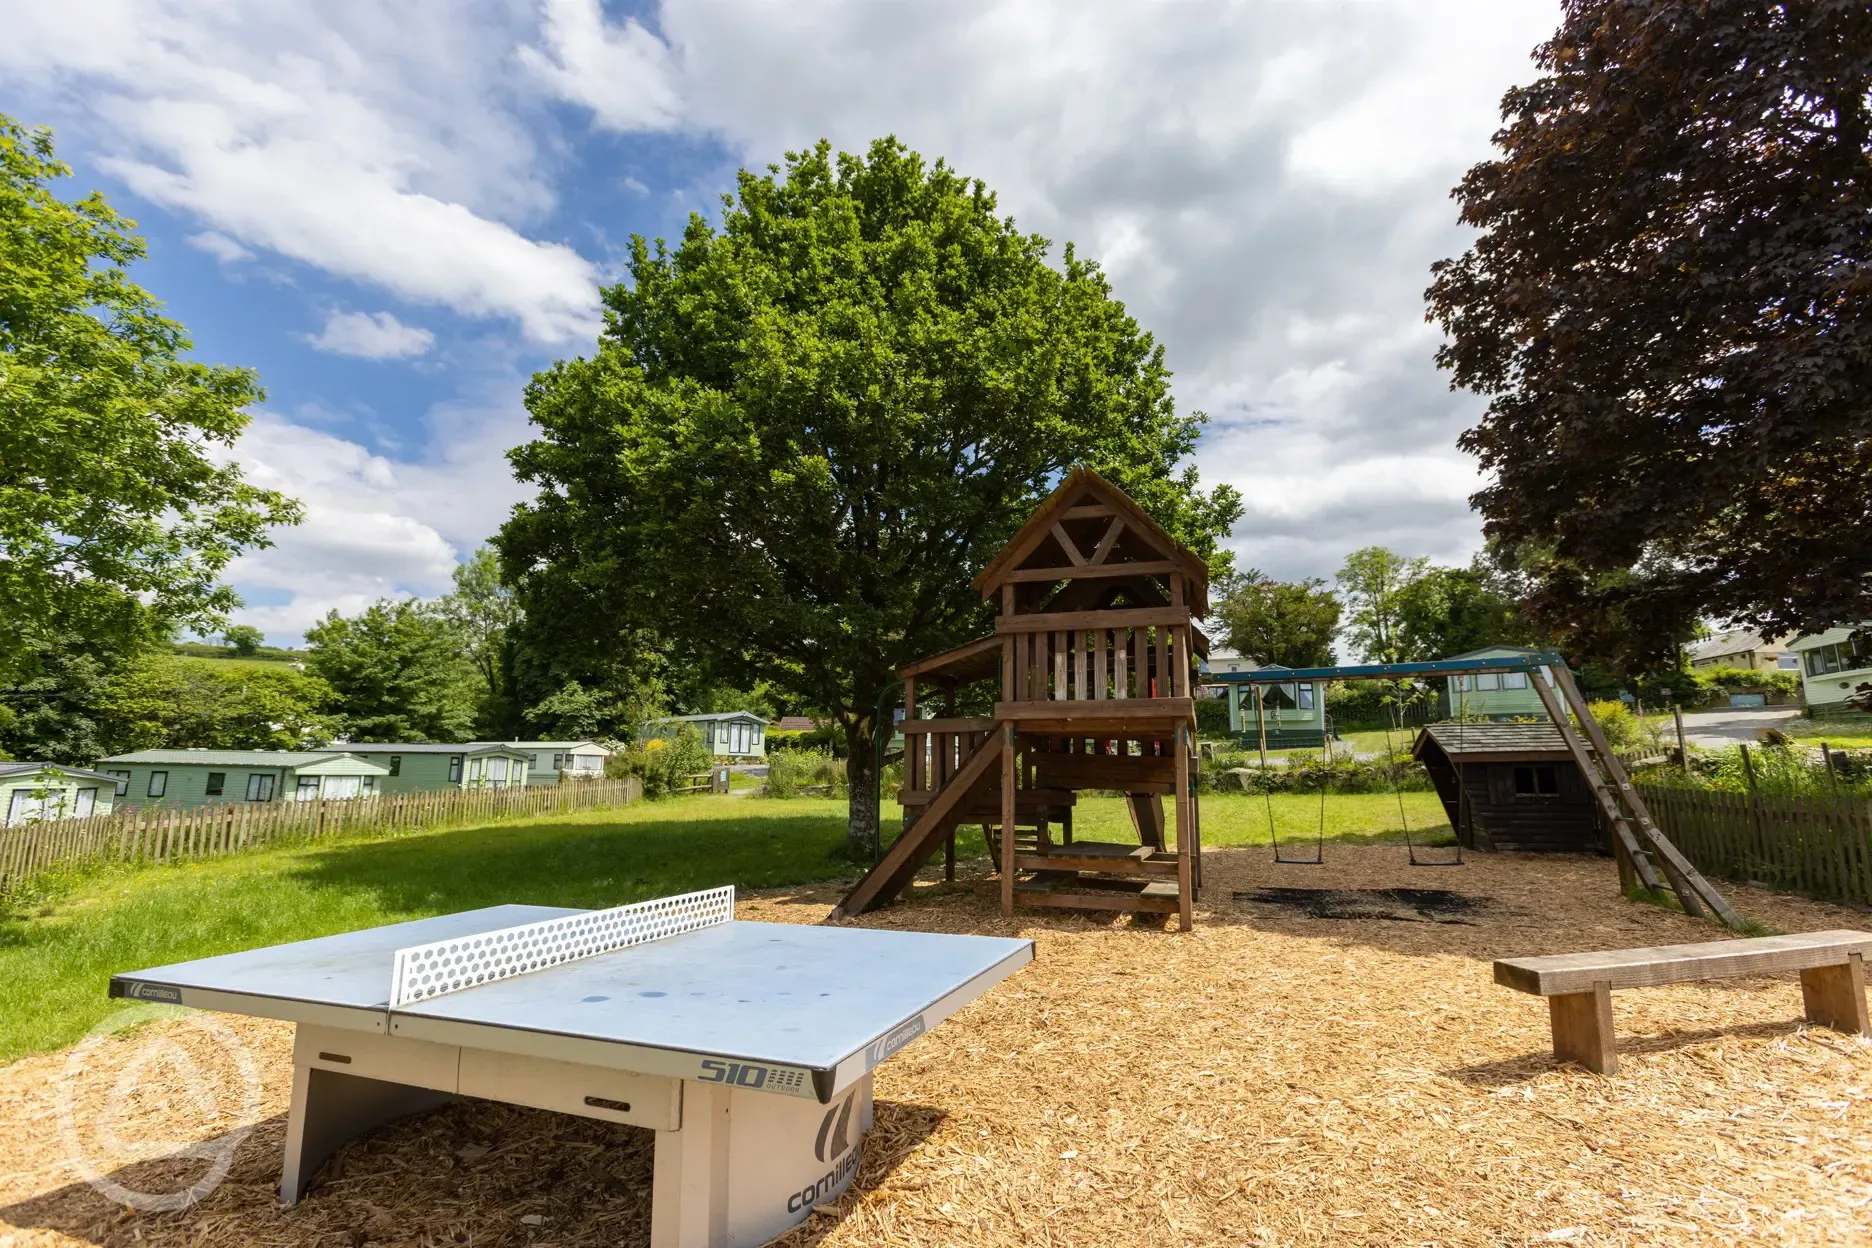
1494,930,1872,1074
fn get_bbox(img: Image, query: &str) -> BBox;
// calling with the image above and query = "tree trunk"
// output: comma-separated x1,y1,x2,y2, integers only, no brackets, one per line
843,715,878,862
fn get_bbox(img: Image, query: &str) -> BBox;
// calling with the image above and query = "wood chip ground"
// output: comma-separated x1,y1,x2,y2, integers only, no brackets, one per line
5,846,1871,1246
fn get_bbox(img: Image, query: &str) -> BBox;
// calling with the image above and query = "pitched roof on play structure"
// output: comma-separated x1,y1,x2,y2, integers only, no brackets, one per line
1414,722,1573,762
969,466,1211,613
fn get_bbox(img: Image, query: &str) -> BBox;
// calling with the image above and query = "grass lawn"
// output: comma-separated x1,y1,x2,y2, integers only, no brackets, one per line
174,653,305,673
1780,720,1872,750
0,790,1451,1063
0,796,874,1062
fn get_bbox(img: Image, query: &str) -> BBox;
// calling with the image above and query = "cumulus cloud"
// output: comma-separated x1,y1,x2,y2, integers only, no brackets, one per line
220,397,535,644
519,0,682,131
305,310,437,360
649,0,1558,581
1,0,603,343
186,230,252,263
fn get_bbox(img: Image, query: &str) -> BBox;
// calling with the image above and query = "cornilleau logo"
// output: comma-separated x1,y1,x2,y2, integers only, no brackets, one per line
124,983,181,1004
788,1093,861,1214
863,1014,925,1069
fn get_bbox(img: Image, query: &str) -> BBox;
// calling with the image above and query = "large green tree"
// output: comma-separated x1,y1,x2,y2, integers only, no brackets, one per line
1427,1,1872,662
98,652,335,752
303,600,479,742
436,546,523,737
1336,547,1428,663
1211,571,1341,668
1393,559,1539,661
0,116,299,679
500,138,1242,854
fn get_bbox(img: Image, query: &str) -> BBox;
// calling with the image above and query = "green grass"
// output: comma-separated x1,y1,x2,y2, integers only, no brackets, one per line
0,796,876,1062
0,791,1452,1062
1778,720,1872,750
1062,792,1452,848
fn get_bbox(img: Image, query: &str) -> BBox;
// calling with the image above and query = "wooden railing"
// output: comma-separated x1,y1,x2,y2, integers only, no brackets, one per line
899,718,995,804
1637,784,1872,907
998,609,1194,704
0,777,645,897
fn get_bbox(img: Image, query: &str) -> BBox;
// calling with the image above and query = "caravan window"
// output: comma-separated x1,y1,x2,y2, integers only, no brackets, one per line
147,771,168,798
297,777,321,800
246,773,276,802
105,770,130,797
487,758,509,783
1502,672,1529,689
74,788,96,817
449,755,464,782
205,772,226,796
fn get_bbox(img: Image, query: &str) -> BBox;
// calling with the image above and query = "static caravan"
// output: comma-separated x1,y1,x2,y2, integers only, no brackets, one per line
640,712,769,759
1441,646,1554,720
0,762,120,825
95,749,390,810
330,743,532,794
1225,666,1328,749
1789,627,1872,716
474,740,613,785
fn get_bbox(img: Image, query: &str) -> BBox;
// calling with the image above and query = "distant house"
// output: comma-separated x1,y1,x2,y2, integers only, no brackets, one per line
1687,629,1798,672
95,749,390,809
326,743,533,793
1788,626,1872,716
1197,645,1251,698
1442,646,1554,720
472,740,612,785
640,712,769,758
1,763,120,825
1223,664,1328,749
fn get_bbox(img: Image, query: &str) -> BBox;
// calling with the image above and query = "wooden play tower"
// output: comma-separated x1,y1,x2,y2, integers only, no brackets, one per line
833,468,1206,928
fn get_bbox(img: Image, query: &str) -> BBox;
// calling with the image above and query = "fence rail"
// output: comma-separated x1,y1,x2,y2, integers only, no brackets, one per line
0,777,644,897
1636,783,1872,907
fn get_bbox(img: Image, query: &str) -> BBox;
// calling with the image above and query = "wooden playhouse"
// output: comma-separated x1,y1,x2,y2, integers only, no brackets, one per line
1412,722,1602,853
833,468,1207,928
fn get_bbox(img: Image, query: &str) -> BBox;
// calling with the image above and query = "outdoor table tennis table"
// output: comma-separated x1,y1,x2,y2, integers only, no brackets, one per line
110,887,1033,1248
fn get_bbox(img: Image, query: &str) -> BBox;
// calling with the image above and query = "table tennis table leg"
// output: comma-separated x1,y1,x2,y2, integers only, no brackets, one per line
279,1027,455,1205
649,1074,874,1248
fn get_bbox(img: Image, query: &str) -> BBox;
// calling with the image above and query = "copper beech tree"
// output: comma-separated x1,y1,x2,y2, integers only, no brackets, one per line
1429,0,1872,663
499,138,1240,856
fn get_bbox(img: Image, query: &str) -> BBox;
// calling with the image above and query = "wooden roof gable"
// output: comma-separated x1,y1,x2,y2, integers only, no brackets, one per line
970,467,1210,614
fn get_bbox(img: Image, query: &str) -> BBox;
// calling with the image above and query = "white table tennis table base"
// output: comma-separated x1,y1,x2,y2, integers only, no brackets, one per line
281,1024,874,1248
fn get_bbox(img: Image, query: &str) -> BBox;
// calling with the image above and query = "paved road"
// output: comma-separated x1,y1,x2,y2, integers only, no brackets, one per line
1673,705,1802,749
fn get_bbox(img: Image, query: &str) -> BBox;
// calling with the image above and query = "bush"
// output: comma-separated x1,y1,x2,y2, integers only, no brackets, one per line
764,724,842,754
1201,746,1433,795
762,748,847,799
1694,666,1801,699
1586,699,1645,752
1195,696,1230,738
606,727,715,799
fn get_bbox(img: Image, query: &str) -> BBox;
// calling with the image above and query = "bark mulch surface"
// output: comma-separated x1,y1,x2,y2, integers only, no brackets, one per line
4,846,1871,1247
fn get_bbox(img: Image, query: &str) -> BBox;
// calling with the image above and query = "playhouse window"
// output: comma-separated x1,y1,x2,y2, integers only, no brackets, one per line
1513,765,1560,797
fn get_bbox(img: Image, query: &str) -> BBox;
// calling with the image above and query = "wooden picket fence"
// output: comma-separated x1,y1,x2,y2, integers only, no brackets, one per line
1636,784,1872,907
0,777,644,897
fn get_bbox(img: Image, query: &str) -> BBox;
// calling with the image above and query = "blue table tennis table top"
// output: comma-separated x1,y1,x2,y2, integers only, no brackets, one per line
112,905,1033,1095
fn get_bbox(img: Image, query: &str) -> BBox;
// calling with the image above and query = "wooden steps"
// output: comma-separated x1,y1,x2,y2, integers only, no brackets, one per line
1014,840,1179,876
1014,875,1181,913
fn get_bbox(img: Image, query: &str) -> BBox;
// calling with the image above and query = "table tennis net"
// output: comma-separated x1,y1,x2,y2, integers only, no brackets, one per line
390,886,735,1008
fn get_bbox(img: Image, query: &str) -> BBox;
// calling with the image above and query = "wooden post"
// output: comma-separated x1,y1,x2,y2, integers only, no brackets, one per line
1548,981,1617,1074
1673,705,1688,770
1800,954,1869,1034
1174,721,1193,930
1000,723,1017,918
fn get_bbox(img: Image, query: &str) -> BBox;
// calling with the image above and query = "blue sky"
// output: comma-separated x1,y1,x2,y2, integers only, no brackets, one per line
3,0,1560,645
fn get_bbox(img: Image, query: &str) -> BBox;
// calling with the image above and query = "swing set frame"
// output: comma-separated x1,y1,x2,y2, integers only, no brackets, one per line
1211,652,1746,927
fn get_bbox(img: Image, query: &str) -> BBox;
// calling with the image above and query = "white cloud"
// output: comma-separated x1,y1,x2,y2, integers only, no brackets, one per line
648,0,1561,581
1,0,604,343
220,397,534,644
186,230,252,263
306,309,437,360
519,0,681,132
